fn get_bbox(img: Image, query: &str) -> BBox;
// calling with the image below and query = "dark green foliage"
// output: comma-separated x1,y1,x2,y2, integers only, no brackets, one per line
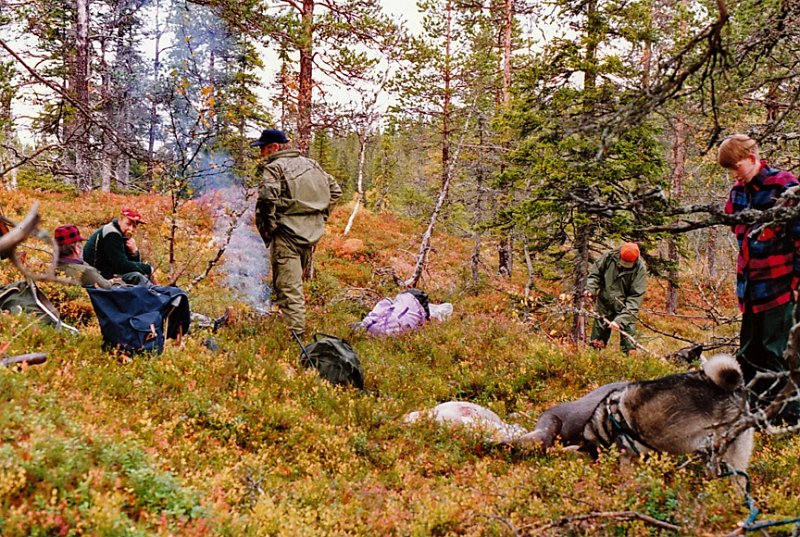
501,0,671,303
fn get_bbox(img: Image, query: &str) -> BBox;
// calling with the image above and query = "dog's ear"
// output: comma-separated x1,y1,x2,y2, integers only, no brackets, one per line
668,343,704,364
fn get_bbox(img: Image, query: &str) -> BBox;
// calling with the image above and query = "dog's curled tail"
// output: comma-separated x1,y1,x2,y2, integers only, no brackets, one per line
703,353,743,391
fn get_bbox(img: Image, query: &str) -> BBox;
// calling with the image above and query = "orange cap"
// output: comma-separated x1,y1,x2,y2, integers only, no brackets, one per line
620,242,640,262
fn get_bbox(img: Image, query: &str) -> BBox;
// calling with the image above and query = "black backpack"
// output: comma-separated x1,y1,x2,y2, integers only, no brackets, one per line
87,285,191,354
295,333,364,389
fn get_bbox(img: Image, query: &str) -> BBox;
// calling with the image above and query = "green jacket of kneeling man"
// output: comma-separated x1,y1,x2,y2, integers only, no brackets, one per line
584,242,648,354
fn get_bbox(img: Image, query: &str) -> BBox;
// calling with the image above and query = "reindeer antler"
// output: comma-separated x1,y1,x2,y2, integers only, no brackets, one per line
0,203,40,259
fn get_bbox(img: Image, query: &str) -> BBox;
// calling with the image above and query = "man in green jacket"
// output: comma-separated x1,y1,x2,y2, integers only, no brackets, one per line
84,208,155,286
252,129,342,337
583,242,648,354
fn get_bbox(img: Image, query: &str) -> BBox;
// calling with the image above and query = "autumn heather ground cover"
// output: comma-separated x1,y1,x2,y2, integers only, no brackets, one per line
2,190,800,536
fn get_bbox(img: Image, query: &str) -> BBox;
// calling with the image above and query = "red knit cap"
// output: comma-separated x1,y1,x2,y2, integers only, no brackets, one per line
620,242,640,262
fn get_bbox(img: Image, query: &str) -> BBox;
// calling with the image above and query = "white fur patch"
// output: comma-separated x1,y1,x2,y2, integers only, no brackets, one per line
403,401,528,443
702,353,743,390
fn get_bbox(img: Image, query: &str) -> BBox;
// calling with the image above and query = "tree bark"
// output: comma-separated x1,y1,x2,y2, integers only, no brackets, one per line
72,0,92,191
297,0,314,156
496,0,514,277
666,116,687,313
0,70,15,191
571,0,599,342
441,0,452,188
113,1,134,190
146,0,164,188
100,35,112,192
571,222,590,344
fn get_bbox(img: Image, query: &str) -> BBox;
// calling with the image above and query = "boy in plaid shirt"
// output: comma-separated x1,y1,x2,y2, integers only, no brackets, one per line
721,134,800,422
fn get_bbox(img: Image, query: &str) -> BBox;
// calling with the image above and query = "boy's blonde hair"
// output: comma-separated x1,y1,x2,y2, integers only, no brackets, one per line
718,134,758,168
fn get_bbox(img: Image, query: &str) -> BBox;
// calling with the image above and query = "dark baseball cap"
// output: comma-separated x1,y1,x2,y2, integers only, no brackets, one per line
250,129,289,147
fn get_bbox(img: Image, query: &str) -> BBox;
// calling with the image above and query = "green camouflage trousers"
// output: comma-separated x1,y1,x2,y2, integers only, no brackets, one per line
271,233,312,335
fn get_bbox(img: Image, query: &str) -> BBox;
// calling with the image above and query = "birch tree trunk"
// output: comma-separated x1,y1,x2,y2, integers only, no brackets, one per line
343,134,366,236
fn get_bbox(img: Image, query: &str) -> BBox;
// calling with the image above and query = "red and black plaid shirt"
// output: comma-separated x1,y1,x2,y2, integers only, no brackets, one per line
724,161,800,313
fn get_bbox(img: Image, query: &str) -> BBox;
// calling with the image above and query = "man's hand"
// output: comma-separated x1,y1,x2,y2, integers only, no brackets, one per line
583,290,594,300
607,321,621,331
125,237,138,255
149,271,158,285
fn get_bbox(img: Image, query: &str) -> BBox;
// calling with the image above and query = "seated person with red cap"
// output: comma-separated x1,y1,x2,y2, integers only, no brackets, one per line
583,242,648,354
54,225,114,289
83,208,156,286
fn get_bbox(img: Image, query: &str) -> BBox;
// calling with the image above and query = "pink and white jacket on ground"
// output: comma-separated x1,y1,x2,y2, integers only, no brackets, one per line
361,291,427,335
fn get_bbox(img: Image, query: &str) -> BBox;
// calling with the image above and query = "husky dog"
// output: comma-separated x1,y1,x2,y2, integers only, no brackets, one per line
518,381,630,449
519,354,754,474
404,401,528,444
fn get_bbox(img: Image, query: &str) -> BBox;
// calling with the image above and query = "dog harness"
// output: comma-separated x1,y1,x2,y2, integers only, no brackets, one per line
589,389,658,457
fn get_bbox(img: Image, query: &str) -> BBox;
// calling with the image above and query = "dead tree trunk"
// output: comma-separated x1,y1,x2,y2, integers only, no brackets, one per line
0,204,40,258
470,114,488,289
0,71,16,191
405,104,476,288
146,0,164,188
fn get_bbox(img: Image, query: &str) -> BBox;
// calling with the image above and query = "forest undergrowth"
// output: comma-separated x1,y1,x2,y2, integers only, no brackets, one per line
2,190,800,536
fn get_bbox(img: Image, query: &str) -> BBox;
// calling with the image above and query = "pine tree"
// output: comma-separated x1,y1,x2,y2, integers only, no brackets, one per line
504,0,669,342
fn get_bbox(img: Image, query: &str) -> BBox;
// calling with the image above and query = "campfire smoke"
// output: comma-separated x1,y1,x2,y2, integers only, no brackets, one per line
191,153,270,314
210,185,271,314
